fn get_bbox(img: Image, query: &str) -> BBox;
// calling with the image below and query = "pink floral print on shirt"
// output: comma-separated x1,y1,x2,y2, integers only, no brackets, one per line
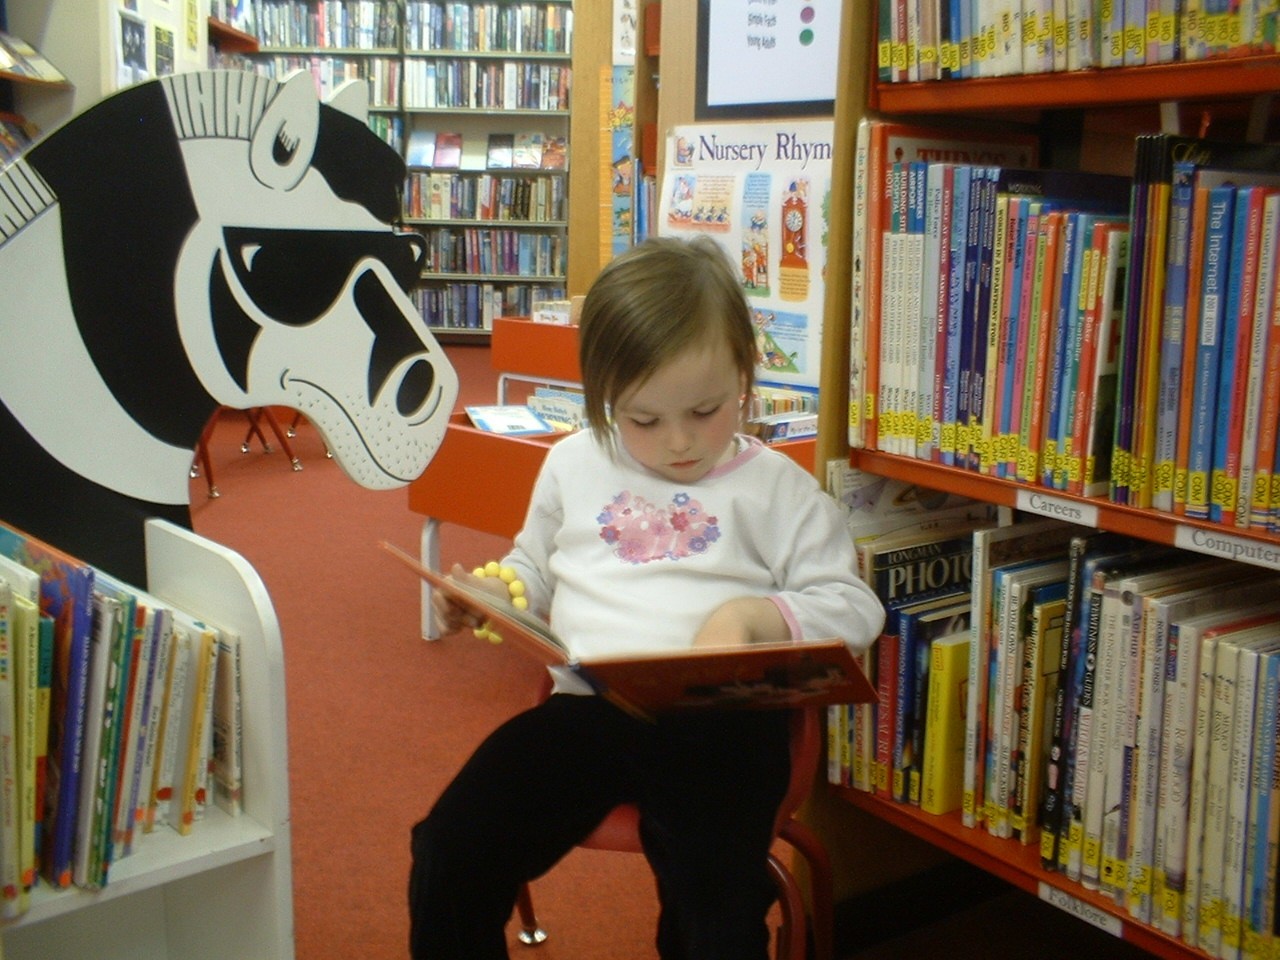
597,491,721,564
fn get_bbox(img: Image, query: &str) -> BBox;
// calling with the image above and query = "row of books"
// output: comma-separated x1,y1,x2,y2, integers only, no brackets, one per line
402,58,571,112
405,128,565,171
411,280,565,329
878,0,1279,83
366,112,405,153
404,171,566,223
404,1,574,55
851,119,1280,533
416,225,565,278
251,53,401,108
0,521,241,918
831,514,1280,959
870,150,1132,487
250,0,401,50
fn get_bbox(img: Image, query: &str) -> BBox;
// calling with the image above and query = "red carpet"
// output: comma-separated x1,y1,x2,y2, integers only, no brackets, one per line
190,345,663,960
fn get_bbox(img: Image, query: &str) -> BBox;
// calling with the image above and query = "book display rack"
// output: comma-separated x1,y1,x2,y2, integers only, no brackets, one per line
239,0,574,337
0,520,293,960
817,5,1280,959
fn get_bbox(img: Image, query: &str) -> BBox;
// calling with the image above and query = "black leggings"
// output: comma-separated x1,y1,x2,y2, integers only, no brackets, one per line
409,693,792,960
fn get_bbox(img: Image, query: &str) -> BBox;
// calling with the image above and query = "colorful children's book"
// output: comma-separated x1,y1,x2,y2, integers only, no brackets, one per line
0,521,95,889
381,543,876,719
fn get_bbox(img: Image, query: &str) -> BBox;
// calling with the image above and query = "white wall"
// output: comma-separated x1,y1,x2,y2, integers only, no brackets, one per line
9,0,209,135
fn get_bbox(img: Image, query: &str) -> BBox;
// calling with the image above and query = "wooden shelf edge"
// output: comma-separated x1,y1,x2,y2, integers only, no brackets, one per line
207,18,259,54
871,55,1280,114
836,787,1213,960
848,449,1280,569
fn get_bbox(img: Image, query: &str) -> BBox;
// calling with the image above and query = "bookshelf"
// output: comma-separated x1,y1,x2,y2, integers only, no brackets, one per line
813,3,1280,957
240,0,574,338
0,519,293,960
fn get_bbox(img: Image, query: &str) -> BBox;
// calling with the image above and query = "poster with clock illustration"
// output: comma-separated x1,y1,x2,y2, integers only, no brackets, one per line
660,119,832,391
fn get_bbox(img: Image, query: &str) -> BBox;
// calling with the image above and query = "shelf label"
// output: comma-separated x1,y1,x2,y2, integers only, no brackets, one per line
1015,490,1099,528
1173,526,1280,570
1037,882,1124,938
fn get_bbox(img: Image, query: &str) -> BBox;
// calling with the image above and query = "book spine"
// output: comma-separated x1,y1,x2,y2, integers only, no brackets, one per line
956,165,987,469
1210,186,1266,524
1198,636,1242,955
893,611,918,803
995,196,1029,478
1153,164,1197,511
1222,644,1265,959
1127,597,1166,922
1087,228,1130,497
918,162,947,461
941,166,972,467
1043,212,1083,489
1020,210,1065,485
979,189,1011,475
1186,185,1238,520
903,161,928,458
875,633,899,799
1006,202,1045,478
1245,649,1280,957
1235,191,1280,527
965,167,997,470
1042,536,1090,871
1067,223,1106,495
1079,573,1115,889
922,635,966,814
932,164,957,463
1098,581,1135,899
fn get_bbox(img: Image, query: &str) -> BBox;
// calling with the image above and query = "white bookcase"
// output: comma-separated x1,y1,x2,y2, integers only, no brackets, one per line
0,519,294,960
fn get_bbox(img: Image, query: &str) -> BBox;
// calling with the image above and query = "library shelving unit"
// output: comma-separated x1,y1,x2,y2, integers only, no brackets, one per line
399,0,572,337
0,519,293,960
242,0,574,338
812,5,1280,959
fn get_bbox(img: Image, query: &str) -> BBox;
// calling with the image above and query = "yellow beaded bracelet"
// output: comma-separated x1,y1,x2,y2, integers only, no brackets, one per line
471,562,528,643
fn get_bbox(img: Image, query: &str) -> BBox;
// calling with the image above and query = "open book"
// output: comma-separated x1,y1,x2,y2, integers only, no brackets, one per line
382,542,877,717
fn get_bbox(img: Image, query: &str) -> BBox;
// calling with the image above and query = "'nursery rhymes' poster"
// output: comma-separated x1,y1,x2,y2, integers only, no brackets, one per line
660,119,832,390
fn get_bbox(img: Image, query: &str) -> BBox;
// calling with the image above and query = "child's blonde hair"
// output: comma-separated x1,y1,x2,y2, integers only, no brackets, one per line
578,235,756,449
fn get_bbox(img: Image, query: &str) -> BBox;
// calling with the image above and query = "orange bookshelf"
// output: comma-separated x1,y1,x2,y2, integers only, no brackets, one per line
813,3,1280,957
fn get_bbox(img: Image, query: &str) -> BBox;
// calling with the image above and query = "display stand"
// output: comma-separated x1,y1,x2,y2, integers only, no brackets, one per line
0,519,294,960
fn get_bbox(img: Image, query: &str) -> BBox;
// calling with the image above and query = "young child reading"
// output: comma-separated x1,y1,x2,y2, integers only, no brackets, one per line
409,235,884,959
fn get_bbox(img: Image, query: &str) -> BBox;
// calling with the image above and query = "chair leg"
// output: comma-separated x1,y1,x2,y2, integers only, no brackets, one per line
778,819,834,960
258,407,303,470
768,854,806,960
515,883,547,946
193,415,219,498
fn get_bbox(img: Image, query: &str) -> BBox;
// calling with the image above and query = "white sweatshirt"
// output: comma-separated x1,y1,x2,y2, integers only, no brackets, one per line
503,429,885,691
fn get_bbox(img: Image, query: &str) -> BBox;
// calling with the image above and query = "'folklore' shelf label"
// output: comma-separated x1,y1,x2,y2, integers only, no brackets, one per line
1038,882,1124,938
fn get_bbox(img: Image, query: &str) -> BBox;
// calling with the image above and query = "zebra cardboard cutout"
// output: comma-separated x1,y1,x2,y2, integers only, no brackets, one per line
0,71,459,585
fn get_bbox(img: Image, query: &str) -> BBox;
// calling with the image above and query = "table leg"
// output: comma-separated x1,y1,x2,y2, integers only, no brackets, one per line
420,517,441,640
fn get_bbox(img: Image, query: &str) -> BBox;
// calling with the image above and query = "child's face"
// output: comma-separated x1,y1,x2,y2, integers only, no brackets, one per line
613,337,746,483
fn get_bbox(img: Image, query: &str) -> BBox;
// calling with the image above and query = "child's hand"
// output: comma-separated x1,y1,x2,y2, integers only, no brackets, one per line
429,563,517,635
691,597,789,649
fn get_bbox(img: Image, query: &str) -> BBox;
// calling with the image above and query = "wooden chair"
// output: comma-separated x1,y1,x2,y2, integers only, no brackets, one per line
513,704,834,960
